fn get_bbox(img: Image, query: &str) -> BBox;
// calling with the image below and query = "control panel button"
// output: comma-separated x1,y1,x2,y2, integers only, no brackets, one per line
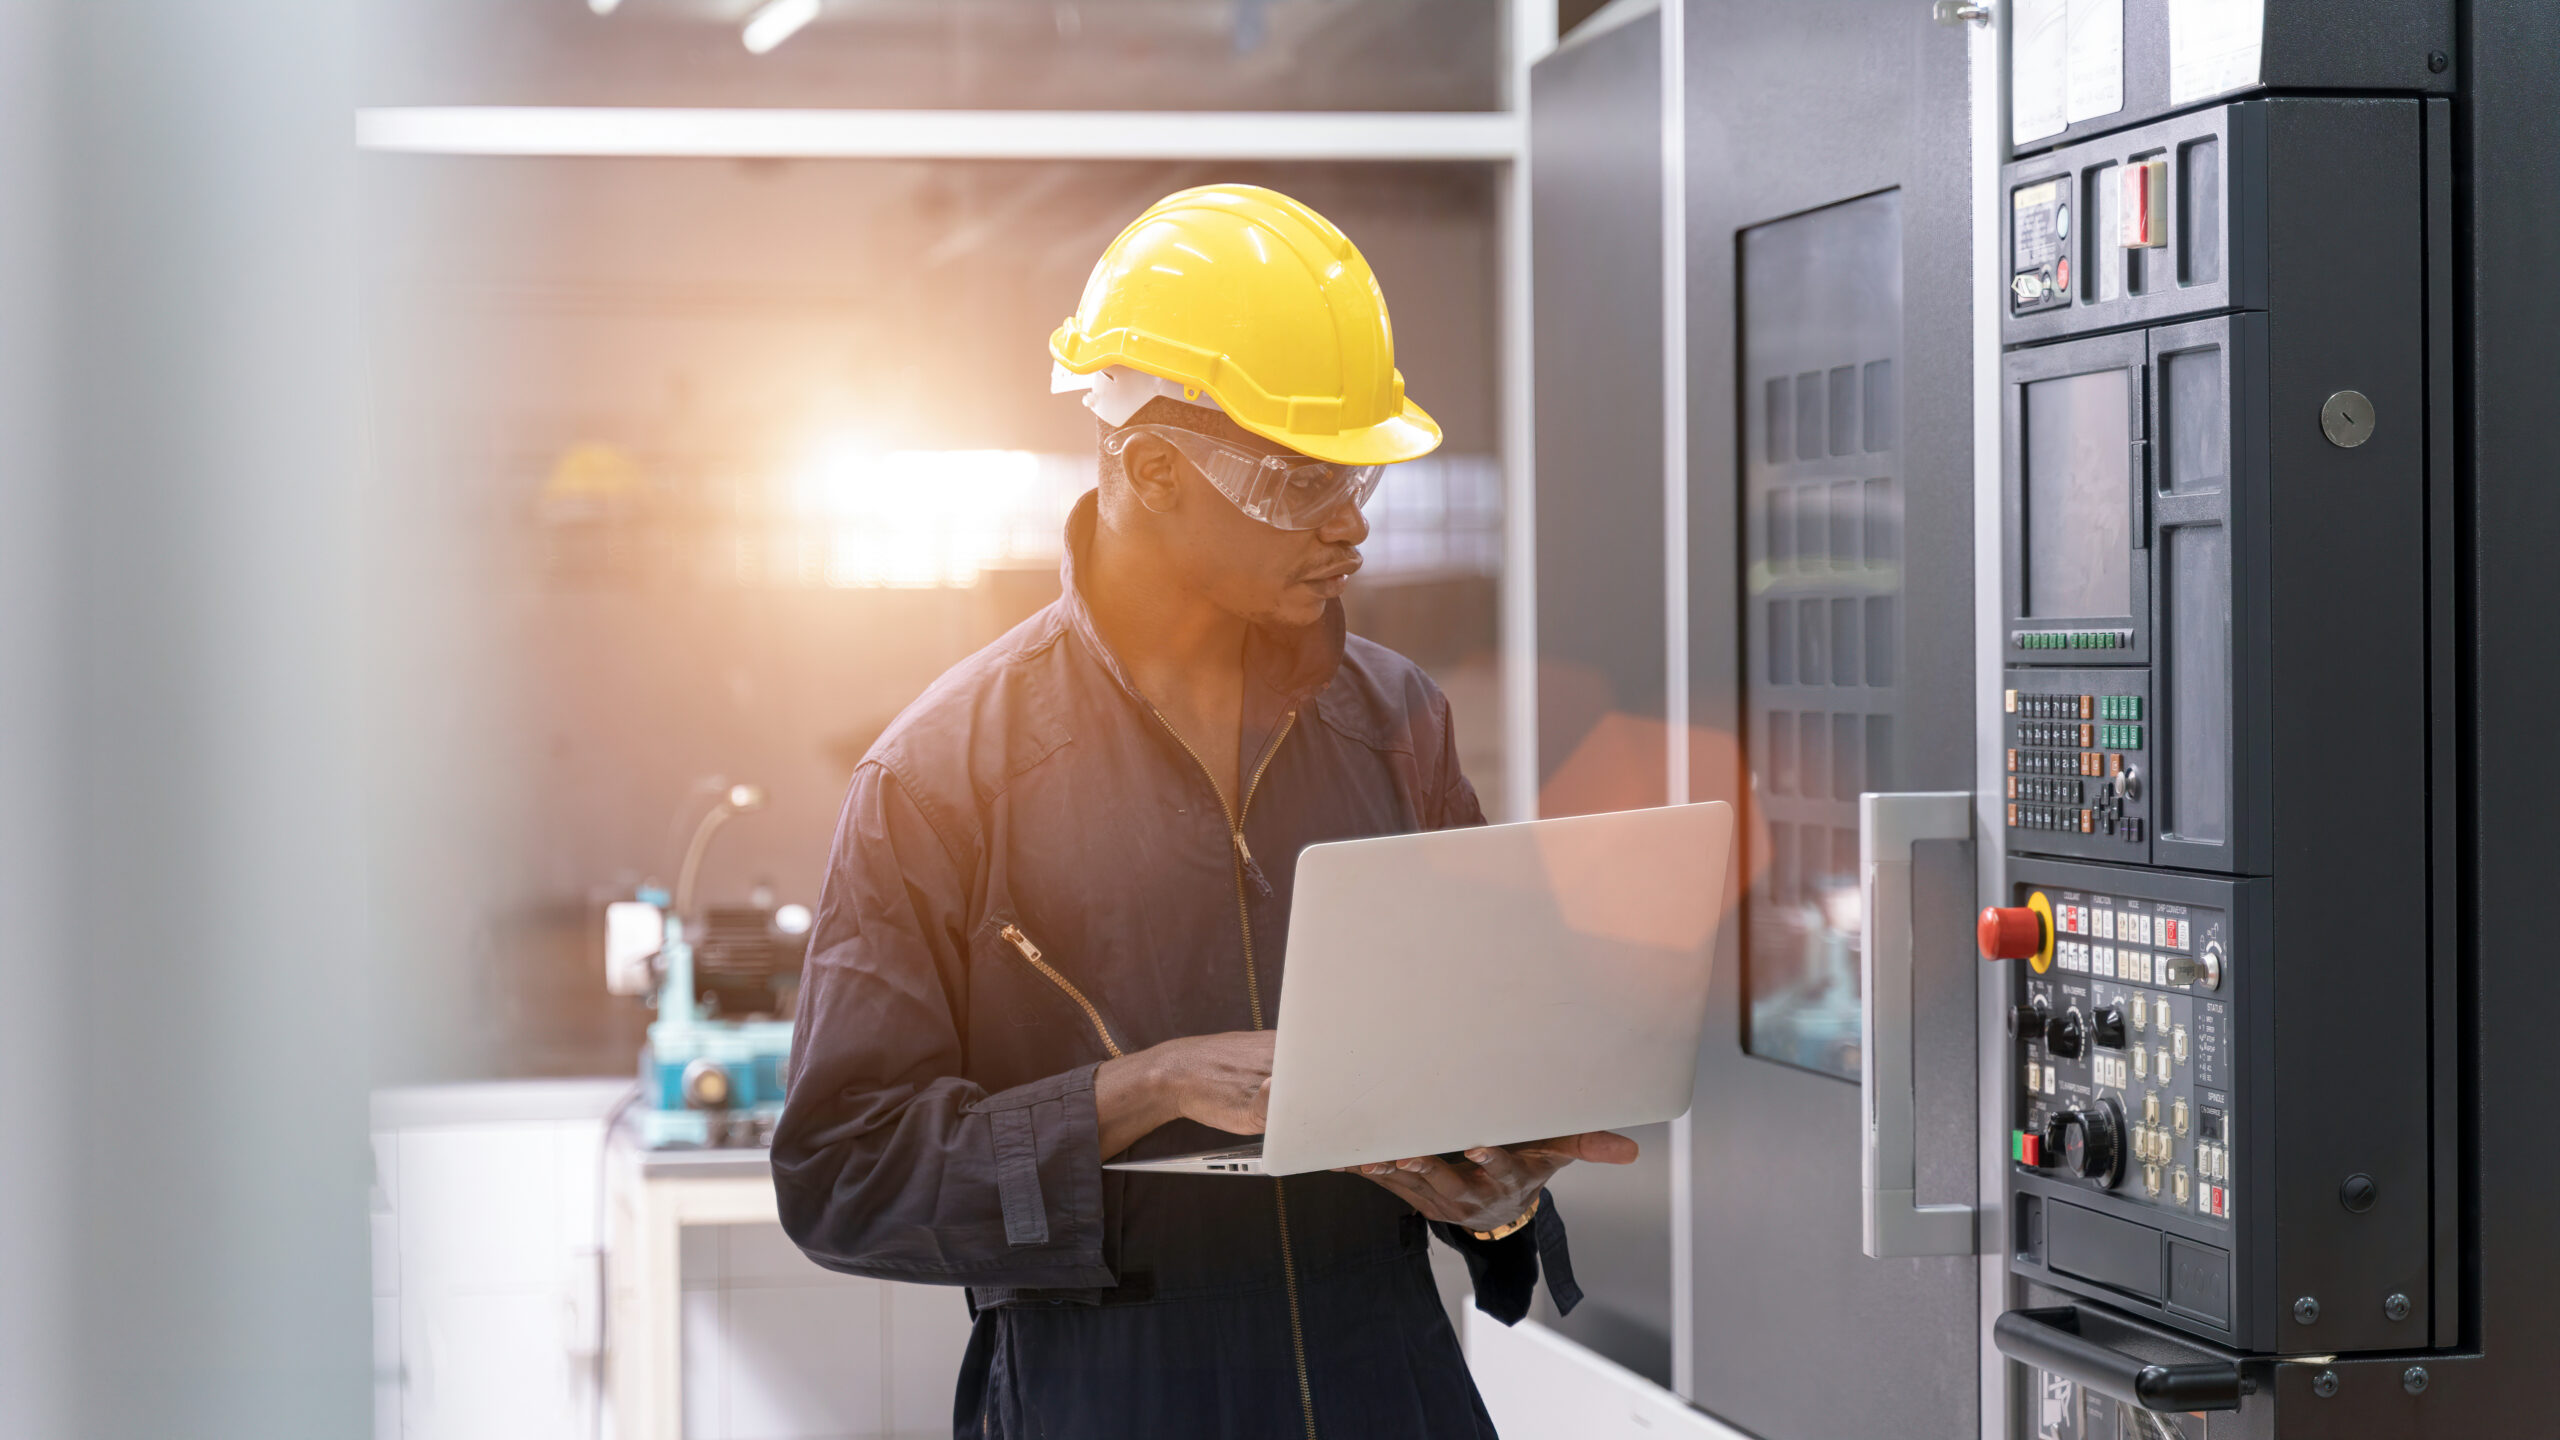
2172,1025,2190,1065
2142,1090,2161,1126
2130,1042,2148,1079
2173,1096,2191,1136
2172,1167,2193,1206
1979,905,2046,959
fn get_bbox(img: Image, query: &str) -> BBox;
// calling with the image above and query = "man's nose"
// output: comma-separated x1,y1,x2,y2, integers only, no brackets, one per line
1315,491,1370,545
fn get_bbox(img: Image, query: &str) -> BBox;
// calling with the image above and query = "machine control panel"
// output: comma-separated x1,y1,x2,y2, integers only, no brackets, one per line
2009,883,2232,1228
2004,670,2150,861
1996,861,2262,1343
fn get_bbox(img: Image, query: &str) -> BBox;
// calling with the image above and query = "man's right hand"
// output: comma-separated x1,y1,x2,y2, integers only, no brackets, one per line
1094,1030,1275,1158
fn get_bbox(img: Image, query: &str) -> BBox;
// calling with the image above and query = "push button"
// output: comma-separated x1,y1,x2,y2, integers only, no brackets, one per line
1979,906,2046,960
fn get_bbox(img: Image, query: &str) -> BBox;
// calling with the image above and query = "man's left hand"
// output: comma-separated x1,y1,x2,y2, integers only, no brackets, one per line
1339,1131,1639,1234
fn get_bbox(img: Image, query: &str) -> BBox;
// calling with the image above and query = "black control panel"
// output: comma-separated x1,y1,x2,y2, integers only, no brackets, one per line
1995,95,2448,1361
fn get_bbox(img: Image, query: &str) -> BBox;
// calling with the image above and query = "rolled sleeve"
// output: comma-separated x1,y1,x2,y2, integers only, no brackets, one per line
771,762,1116,1290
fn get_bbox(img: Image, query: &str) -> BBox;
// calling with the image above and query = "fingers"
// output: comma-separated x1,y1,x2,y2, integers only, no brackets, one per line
1390,1154,1485,1208
1516,1131,1641,1165
1461,1144,1532,1189
1347,1163,1467,1222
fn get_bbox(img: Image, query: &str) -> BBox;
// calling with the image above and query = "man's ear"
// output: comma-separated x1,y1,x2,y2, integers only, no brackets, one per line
1118,434,1184,516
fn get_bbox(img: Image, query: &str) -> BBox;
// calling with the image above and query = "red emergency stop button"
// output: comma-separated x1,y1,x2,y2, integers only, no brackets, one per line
1980,905,2046,960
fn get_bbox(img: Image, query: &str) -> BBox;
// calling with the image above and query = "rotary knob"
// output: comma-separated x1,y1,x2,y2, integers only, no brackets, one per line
2008,999,2049,1039
2046,1099,2125,1187
1979,905,2046,960
2090,1004,2128,1050
2043,1008,2087,1060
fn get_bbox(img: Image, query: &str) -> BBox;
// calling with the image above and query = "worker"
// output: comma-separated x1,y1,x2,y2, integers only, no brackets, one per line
774,184,1634,1438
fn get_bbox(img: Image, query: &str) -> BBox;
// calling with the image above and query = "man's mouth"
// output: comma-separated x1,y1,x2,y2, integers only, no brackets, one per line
1302,551,1362,587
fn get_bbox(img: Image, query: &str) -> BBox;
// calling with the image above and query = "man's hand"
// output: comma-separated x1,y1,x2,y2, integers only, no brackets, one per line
1094,1031,1275,1158
1341,1132,1640,1234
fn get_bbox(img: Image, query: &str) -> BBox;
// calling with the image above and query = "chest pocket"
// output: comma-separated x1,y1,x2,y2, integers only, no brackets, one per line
974,916,1125,1060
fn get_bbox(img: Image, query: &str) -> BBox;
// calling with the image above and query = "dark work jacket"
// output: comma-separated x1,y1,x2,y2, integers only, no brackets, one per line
774,493,1581,1439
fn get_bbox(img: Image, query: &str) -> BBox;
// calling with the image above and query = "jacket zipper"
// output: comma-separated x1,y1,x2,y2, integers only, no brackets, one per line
998,923,1122,1059
1145,705,1315,1438
1146,709,1297,1027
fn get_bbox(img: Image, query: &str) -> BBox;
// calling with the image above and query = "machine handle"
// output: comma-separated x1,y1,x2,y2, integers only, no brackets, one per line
1859,791,1977,1259
1993,1307,2252,1412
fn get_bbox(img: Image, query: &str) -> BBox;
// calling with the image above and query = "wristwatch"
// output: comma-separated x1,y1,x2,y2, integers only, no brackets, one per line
1470,1192,1541,1243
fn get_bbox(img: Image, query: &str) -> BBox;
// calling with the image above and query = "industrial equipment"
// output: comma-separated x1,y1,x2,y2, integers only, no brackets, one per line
1981,58,2458,1425
604,783,807,1148
1529,0,2560,1435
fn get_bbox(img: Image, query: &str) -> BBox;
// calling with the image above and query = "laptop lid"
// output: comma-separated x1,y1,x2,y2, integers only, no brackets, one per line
1260,801,1734,1175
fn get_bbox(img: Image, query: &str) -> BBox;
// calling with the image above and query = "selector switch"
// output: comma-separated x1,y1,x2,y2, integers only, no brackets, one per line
2009,998,2050,1039
2091,1004,2128,1050
2044,1008,2088,1061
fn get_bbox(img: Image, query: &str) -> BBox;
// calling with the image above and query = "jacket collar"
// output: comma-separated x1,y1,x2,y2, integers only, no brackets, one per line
1057,490,1345,722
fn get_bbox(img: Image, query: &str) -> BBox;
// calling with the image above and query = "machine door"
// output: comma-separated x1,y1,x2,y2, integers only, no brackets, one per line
1681,1,1982,1435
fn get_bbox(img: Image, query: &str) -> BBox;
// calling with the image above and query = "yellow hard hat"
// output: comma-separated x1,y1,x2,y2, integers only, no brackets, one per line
1049,184,1442,468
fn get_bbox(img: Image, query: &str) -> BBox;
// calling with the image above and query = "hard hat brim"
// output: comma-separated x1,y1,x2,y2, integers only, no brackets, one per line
1245,396,1442,469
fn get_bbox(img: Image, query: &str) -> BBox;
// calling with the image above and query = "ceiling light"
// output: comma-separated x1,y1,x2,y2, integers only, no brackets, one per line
741,0,820,55
588,0,621,14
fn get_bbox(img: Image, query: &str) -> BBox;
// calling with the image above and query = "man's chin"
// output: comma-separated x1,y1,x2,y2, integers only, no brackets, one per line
1263,590,1335,628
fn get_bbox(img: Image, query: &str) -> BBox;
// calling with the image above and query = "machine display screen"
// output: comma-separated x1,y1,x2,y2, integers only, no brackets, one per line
2023,369,2132,618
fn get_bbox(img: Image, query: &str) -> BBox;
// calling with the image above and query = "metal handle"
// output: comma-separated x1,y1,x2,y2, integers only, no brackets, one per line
1933,0,1992,26
1993,1307,2252,1412
1859,791,1977,1259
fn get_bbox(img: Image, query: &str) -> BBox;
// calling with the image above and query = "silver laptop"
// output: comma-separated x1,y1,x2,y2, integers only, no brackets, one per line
1107,801,1734,1177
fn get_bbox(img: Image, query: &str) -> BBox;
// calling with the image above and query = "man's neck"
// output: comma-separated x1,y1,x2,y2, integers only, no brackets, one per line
1083,520,1250,800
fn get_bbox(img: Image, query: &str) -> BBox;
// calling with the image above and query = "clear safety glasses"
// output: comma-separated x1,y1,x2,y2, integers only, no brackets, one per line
1102,424,1385,531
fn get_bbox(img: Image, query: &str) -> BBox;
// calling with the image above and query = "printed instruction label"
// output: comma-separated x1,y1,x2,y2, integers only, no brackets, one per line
2014,0,2068,144
2168,0,2266,105
2013,0,2125,144
2064,0,2124,125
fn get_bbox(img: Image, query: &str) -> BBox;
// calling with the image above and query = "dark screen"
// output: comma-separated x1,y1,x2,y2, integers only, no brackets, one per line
2024,369,2131,618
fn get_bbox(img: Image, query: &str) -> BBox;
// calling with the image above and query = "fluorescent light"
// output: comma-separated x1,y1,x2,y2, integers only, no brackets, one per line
587,0,622,13
353,108,1525,161
741,0,820,54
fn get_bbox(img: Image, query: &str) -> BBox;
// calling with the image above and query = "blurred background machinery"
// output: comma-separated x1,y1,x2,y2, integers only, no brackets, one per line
605,782,808,1148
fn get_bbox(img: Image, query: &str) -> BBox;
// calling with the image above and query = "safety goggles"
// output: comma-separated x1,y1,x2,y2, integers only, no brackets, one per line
1102,423,1385,531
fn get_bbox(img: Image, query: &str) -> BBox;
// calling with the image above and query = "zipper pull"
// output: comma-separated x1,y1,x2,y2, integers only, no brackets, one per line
1233,831,1273,897
1001,923,1042,963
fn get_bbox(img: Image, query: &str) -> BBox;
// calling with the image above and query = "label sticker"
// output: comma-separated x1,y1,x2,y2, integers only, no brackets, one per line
2168,0,2266,105
2013,0,2068,145
2063,0,2125,124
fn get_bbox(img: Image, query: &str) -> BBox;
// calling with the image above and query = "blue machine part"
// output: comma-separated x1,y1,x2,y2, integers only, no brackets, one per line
625,904,796,1148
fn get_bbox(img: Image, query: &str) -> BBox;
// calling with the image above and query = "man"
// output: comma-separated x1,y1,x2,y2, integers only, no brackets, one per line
774,184,1635,1439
